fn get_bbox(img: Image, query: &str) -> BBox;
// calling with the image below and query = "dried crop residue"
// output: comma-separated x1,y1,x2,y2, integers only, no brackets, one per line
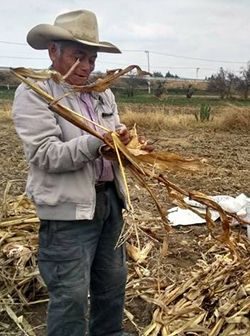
0,107,249,335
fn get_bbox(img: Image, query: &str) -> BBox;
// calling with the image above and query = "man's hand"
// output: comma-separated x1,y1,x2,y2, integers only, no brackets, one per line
117,127,131,145
101,128,131,161
138,136,155,152
101,127,154,161
103,128,131,147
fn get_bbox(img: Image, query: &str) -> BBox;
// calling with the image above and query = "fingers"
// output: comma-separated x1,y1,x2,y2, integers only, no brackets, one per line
103,132,113,145
117,128,131,145
103,129,130,146
141,143,154,152
103,129,154,152
138,135,146,144
138,136,155,152
100,145,117,161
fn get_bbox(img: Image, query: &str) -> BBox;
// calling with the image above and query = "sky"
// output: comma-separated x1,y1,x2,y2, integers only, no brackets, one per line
0,0,250,79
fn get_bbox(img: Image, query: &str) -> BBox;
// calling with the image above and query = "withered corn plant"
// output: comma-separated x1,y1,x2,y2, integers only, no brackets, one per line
11,65,248,252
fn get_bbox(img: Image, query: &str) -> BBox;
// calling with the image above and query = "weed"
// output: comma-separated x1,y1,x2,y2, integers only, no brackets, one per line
195,104,212,122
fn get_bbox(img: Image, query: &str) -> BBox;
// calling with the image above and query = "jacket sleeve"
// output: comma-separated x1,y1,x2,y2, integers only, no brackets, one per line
13,84,103,173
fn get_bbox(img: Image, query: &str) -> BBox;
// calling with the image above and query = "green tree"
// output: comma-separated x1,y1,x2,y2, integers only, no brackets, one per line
165,71,179,78
153,71,164,78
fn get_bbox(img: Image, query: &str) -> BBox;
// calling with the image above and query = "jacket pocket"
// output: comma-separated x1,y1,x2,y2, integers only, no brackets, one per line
101,111,114,118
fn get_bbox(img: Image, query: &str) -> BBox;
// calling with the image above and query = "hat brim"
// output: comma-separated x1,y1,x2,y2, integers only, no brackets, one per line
27,24,121,53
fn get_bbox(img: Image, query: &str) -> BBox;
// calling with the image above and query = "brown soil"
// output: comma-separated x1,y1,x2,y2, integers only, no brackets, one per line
0,110,249,335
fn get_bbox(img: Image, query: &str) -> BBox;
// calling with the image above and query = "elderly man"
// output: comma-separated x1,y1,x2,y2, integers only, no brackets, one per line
13,9,134,336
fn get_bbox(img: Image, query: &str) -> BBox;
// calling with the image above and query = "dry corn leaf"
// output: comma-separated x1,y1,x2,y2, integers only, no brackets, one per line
167,312,207,336
10,67,62,82
4,305,36,336
11,65,248,249
126,242,154,263
137,151,207,172
3,242,32,270
11,64,150,93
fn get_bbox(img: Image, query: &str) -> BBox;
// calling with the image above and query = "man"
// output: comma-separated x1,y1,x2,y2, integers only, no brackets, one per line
13,9,134,336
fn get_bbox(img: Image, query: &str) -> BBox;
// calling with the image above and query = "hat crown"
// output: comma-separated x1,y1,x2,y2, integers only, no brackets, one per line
54,10,99,43
26,9,120,53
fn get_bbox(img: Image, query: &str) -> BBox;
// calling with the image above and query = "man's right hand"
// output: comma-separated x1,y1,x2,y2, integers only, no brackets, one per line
103,127,131,147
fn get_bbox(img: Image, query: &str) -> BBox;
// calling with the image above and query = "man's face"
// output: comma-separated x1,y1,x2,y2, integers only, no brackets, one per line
49,42,97,86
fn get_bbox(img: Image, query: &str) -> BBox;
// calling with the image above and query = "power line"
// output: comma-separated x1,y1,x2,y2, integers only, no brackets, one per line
0,39,247,65
0,55,238,75
150,51,247,64
147,65,217,71
98,60,218,73
0,54,216,70
121,49,247,64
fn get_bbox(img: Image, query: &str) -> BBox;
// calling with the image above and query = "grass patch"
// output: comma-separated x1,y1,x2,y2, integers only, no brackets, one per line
0,101,12,121
164,96,222,107
115,92,250,108
215,106,250,131
0,87,16,100
120,107,196,130
120,105,250,132
1,88,250,132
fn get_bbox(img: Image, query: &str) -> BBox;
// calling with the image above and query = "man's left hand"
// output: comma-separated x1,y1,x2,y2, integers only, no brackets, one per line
117,128,131,145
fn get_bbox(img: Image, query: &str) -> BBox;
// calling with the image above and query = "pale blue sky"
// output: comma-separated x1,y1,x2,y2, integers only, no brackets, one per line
0,0,249,79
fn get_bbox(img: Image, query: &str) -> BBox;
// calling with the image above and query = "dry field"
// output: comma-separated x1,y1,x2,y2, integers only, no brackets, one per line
0,101,250,335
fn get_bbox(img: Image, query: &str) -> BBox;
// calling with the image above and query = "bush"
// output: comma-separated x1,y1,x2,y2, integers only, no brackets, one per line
195,104,211,122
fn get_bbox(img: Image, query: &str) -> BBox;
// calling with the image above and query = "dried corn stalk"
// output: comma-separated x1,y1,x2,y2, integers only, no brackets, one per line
138,239,250,336
0,181,43,335
10,66,248,249
124,226,249,336
1,184,249,335
11,64,150,93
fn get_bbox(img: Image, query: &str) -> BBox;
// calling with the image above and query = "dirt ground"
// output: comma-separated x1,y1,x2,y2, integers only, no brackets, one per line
0,110,249,335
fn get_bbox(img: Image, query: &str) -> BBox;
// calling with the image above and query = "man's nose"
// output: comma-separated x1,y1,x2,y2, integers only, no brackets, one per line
79,58,92,70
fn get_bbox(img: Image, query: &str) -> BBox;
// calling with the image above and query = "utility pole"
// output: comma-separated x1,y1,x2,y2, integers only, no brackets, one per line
145,50,151,94
196,67,200,80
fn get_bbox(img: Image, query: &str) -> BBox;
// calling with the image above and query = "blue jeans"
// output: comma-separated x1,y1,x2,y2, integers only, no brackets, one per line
38,183,127,336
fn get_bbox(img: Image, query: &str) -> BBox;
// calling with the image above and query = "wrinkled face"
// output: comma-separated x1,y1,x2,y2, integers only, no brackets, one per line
48,41,97,86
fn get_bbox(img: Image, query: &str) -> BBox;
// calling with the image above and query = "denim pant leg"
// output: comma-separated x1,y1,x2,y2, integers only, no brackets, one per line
38,219,101,336
38,184,127,336
89,185,128,336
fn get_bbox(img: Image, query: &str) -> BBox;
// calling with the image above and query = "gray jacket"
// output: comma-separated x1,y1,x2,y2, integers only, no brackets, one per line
13,79,126,220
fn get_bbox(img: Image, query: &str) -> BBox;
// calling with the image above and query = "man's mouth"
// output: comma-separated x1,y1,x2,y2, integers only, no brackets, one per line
75,73,88,78
67,73,89,85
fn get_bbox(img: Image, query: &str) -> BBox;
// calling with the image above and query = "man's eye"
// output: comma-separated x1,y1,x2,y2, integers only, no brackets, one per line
71,55,80,62
73,55,96,64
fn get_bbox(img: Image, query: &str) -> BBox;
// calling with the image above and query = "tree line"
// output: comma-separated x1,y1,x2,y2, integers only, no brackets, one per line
207,63,250,99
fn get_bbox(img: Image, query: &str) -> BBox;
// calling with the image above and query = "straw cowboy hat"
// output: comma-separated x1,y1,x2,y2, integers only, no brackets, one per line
27,9,121,53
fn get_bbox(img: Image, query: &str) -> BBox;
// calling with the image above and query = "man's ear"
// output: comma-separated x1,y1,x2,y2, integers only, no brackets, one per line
48,42,57,62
